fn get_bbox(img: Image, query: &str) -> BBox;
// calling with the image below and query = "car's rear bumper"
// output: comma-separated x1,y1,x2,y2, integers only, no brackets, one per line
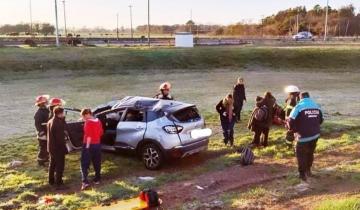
165,138,209,159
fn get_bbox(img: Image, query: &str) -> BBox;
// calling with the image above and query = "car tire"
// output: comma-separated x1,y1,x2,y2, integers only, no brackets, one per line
141,143,163,170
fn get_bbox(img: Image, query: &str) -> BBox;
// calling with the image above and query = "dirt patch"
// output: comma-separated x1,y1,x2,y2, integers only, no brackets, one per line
158,161,291,209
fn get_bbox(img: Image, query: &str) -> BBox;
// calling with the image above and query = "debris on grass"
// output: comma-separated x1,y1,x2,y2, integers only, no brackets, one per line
138,176,155,182
7,160,23,168
195,185,205,190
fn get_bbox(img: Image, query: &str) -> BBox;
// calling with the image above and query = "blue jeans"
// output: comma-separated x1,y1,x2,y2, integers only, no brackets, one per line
81,144,101,184
220,116,236,145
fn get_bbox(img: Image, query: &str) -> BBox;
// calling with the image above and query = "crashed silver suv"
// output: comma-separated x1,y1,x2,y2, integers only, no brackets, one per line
65,96,212,170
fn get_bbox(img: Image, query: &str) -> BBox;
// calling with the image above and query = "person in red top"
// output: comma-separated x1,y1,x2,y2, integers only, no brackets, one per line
80,108,104,190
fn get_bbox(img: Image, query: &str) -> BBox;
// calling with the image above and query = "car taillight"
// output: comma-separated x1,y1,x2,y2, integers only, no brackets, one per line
163,125,183,134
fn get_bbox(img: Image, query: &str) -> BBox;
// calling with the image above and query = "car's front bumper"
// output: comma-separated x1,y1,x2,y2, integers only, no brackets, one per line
165,138,209,159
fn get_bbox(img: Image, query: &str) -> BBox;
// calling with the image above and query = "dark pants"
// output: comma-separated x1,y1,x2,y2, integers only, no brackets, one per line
37,139,49,164
49,152,65,185
81,144,102,184
252,127,270,146
234,103,243,121
296,139,318,180
220,116,236,146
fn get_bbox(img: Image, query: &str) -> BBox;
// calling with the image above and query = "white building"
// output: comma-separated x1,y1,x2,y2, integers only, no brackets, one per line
175,32,194,48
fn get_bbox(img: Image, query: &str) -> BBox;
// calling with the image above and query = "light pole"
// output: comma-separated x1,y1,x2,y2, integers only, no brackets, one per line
296,9,299,34
62,0,67,37
116,13,119,40
29,0,33,35
129,5,134,40
147,0,150,47
324,0,329,41
54,0,60,47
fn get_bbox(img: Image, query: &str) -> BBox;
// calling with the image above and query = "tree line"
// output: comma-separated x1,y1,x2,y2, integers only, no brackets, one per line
1,4,359,37
137,4,359,37
0,23,55,36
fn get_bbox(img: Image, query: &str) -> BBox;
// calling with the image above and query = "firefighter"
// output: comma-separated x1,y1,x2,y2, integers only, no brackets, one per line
284,85,300,144
48,98,66,119
284,85,300,118
47,107,68,189
155,82,174,100
34,95,50,166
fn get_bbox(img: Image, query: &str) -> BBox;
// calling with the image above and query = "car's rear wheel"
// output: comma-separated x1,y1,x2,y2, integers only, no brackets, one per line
141,143,163,170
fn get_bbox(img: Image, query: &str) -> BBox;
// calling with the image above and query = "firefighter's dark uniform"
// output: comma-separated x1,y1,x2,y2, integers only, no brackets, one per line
47,116,67,186
34,106,50,165
154,93,174,100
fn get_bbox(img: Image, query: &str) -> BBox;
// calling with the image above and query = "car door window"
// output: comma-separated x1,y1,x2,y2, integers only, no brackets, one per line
124,109,145,122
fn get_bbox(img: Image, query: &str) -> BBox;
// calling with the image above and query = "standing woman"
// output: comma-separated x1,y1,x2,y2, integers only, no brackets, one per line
233,77,246,122
216,94,236,146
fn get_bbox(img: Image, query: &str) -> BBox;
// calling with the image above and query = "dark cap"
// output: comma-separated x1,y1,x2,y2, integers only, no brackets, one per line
256,96,263,102
300,92,310,99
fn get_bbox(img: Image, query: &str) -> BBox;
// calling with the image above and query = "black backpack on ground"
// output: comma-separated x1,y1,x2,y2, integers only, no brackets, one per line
237,146,255,166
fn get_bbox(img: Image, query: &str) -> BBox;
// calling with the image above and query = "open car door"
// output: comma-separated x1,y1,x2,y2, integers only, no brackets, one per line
64,108,84,151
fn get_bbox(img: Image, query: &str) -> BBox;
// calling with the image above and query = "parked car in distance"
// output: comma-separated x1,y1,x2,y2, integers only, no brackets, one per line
292,31,314,41
64,96,212,170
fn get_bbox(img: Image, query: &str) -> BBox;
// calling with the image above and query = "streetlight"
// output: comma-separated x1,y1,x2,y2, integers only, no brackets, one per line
54,0,60,47
324,0,329,41
147,0,150,47
62,0,67,37
129,5,134,40
116,13,119,40
29,0,33,35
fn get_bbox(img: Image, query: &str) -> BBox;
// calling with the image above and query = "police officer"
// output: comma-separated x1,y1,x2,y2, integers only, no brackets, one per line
155,82,174,100
287,92,323,181
47,107,68,189
34,95,50,166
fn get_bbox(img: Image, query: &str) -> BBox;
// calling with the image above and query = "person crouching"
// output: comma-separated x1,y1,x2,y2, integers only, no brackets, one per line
216,94,236,146
80,108,104,191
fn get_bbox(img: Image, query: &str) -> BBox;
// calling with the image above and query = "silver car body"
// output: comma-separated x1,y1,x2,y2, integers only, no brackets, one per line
108,96,210,157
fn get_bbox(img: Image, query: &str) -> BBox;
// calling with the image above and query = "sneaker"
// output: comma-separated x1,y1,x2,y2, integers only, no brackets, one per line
306,170,319,178
81,183,90,191
93,180,101,185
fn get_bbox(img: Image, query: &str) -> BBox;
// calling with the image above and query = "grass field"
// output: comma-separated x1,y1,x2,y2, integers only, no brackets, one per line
1,46,360,73
0,45,360,209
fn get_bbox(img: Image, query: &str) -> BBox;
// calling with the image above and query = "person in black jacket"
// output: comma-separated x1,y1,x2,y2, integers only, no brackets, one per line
249,92,276,147
155,82,174,100
34,95,50,166
47,107,68,189
248,96,268,147
233,77,246,122
216,94,236,146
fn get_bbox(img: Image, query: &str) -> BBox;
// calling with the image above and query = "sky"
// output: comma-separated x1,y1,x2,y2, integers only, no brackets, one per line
0,0,359,29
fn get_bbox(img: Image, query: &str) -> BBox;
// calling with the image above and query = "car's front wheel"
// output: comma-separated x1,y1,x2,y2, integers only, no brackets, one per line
141,143,164,170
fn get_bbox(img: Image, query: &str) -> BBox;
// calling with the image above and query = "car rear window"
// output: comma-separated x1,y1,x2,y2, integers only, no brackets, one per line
172,107,201,123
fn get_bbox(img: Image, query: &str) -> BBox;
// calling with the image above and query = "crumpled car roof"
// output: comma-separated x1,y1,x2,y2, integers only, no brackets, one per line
112,96,195,113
